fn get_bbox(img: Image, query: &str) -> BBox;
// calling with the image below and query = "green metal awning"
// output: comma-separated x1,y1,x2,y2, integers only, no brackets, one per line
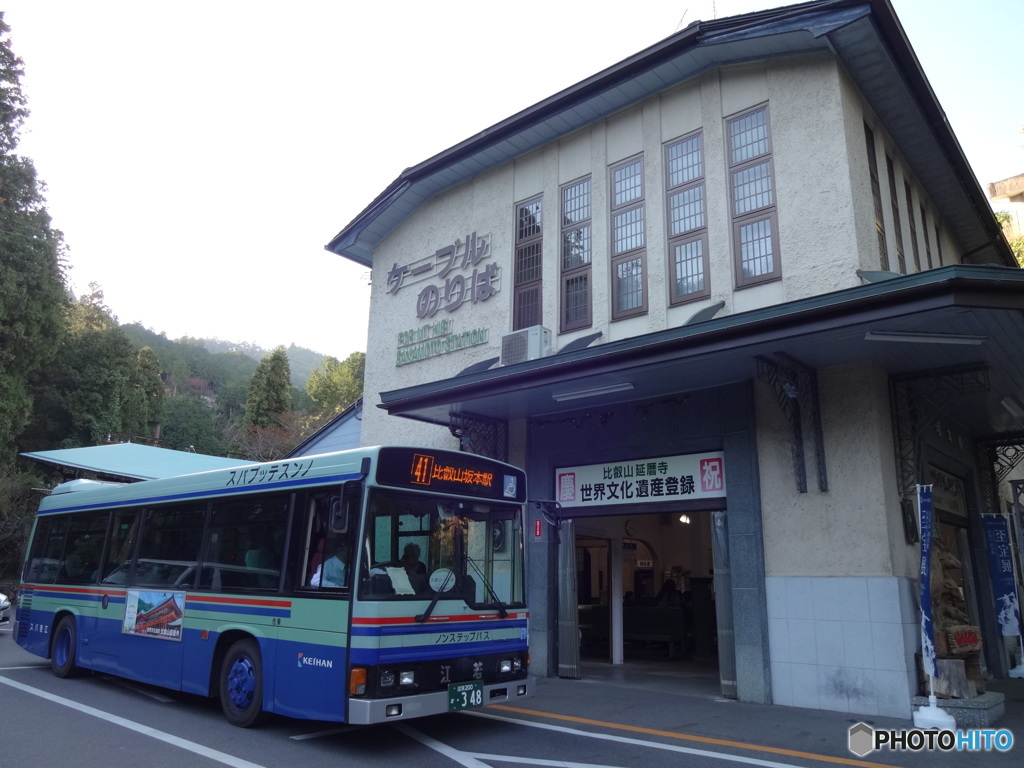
21,443,245,481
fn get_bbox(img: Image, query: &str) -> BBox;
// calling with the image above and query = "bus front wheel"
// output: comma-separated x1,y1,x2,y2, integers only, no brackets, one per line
219,638,268,727
51,615,81,678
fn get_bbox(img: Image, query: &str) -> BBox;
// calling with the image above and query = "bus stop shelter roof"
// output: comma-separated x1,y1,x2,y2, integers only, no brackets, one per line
21,443,245,481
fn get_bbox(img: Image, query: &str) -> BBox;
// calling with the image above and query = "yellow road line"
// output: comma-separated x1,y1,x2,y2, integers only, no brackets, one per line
490,704,896,768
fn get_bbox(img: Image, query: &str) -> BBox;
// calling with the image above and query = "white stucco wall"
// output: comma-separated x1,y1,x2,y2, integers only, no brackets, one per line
758,361,903,578
358,53,970,452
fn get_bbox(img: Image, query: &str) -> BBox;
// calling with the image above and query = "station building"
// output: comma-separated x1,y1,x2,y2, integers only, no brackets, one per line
326,0,1024,719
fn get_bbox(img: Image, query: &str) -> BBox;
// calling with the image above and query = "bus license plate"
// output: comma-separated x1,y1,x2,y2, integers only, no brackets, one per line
447,680,484,711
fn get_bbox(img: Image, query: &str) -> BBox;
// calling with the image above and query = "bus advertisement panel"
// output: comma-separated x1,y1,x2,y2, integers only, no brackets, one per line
13,446,533,727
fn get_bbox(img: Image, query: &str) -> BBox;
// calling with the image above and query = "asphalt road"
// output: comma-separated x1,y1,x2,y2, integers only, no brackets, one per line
2,619,1021,767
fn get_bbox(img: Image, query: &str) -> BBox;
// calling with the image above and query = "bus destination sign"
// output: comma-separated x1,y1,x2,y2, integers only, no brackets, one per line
376,447,526,502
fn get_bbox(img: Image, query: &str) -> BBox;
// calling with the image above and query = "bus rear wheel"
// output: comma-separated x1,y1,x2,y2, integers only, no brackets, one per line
51,615,81,678
219,638,268,727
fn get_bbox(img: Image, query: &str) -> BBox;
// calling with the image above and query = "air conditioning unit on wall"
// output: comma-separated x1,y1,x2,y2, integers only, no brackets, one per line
501,326,552,365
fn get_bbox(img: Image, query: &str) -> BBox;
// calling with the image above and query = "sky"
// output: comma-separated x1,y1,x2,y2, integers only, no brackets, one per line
3,0,1022,360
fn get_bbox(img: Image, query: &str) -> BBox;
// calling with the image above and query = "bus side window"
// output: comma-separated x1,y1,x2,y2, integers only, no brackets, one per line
24,516,66,584
297,489,354,590
204,493,288,591
134,504,206,588
63,510,109,583
100,511,140,584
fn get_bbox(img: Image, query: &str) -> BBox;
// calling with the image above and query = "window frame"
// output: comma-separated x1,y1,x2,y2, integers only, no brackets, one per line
921,203,934,269
885,154,906,273
728,104,781,288
905,180,921,272
512,195,543,331
864,123,890,271
559,176,593,332
609,155,648,320
665,130,710,305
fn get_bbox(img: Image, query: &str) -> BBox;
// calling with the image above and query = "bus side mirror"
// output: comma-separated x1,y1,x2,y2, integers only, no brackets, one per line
329,482,361,534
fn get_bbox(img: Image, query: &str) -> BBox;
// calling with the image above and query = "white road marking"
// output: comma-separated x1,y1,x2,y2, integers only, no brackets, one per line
465,710,815,768
469,755,626,768
0,675,268,768
394,723,492,767
0,664,50,670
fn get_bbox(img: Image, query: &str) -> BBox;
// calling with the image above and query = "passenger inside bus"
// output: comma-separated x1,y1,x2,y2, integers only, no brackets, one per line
399,543,426,576
310,544,347,587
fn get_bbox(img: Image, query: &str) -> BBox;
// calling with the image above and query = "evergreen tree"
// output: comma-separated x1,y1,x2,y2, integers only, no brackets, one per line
21,289,135,450
0,13,68,463
161,393,223,456
120,346,165,438
243,346,292,427
306,351,365,414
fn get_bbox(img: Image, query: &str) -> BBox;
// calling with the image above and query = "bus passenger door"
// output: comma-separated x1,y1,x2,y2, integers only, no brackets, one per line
114,504,205,688
87,510,138,673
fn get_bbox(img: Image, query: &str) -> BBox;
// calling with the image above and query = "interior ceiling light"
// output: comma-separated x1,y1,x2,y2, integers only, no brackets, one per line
552,382,634,402
863,331,986,345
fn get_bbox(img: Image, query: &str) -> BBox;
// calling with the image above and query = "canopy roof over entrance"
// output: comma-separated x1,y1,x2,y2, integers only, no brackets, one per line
21,443,245,482
377,266,1024,440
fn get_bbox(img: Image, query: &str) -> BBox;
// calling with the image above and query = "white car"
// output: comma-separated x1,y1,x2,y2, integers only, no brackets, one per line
0,592,10,624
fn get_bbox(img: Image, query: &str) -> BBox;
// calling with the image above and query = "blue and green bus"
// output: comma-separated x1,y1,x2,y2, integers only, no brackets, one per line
14,446,532,726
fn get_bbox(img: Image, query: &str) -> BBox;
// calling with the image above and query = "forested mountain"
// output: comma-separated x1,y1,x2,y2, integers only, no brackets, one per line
121,324,328,390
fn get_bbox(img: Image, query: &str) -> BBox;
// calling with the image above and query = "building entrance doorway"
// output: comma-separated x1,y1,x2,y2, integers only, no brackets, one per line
569,510,728,695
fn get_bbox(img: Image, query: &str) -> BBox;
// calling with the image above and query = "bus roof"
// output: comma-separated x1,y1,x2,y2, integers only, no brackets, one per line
36,450,371,515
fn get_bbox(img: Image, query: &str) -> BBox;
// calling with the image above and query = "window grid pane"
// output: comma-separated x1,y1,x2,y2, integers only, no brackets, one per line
669,186,705,235
613,159,643,207
513,195,542,332
562,225,591,270
673,239,705,297
561,179,591,225
613,206,644,254
667,135,702,187
729,108,768,165
515,241,542,284
615,257,644,312
517,200,541,241
563,273,590,327
515,285,541,329
560,177,592,331
739,217,775,278
732,161,773,215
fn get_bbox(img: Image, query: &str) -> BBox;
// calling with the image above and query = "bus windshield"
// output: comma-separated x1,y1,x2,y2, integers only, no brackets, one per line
359,488,524,610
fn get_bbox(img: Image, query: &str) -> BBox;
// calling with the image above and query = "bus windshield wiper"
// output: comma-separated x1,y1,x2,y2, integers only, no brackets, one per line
415,568,455,623
466,556,507,618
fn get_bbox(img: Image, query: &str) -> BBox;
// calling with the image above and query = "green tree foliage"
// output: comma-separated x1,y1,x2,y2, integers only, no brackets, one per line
0,466,43,580
244,346,293,427
21,289,135,450
306,351,365,415
160,393,223,455
120,346,165,438
0,14,68,464
995,211,1024,268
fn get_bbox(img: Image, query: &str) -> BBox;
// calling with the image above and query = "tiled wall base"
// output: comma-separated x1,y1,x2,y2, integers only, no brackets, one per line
766,576,918,719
